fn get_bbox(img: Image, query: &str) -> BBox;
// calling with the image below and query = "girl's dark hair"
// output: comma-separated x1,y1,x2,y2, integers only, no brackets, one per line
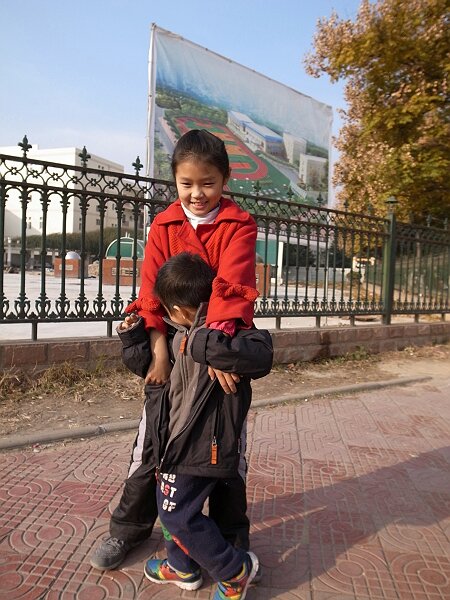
154,252,216,310
171,129,230,179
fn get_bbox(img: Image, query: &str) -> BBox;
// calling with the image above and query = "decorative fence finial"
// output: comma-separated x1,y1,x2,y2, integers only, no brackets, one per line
252,180,261,196
18,135,32,158
78,146,91,168
132,156,143,176
283,184,295,201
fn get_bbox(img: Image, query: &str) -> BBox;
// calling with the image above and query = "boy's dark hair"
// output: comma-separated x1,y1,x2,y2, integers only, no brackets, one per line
154,252,215,310
171,129,230,180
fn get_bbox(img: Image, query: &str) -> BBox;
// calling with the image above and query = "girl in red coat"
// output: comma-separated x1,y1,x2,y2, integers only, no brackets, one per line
90,129,260,574
126,129,258,393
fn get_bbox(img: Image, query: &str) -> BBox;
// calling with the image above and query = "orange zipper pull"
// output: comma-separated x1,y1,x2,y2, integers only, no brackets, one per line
179,335,187,354
211,437,218,465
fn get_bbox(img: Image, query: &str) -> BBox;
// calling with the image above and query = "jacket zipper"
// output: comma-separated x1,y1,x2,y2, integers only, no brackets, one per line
156,324,189,480
211,396,222,465
211,436,218,465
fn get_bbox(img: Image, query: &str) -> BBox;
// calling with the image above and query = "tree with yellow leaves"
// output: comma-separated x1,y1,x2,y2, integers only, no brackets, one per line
305,0,449,222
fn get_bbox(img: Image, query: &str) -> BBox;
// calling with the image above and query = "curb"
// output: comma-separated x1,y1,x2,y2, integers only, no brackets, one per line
251,375,432,408
0,375,432,451
0,419,140,451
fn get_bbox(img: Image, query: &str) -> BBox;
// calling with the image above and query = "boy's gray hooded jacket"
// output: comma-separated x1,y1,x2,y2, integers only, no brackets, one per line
119,304,273,478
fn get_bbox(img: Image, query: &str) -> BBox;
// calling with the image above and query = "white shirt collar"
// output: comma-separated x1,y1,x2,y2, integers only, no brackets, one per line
181,203,220,230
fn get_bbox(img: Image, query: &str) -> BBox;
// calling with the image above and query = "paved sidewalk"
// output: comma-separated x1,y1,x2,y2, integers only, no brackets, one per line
1,377,449,599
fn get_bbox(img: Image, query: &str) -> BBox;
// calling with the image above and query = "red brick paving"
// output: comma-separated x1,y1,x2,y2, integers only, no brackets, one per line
0,377,449,599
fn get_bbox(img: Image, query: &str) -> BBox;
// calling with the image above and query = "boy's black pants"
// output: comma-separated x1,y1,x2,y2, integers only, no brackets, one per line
109,395,250,549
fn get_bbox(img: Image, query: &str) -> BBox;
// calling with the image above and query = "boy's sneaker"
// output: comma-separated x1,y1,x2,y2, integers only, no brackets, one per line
213,551,259,600
144,558,203,591
90,536,138,570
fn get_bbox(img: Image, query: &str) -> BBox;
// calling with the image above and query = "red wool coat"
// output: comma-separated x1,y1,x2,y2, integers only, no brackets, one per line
126,198,258,333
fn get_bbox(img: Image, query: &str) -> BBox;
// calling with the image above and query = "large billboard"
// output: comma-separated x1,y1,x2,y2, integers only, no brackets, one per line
147,25,332,204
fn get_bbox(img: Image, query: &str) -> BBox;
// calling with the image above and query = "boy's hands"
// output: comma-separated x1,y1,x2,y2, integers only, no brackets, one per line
118,312,139,331
208,366,240,394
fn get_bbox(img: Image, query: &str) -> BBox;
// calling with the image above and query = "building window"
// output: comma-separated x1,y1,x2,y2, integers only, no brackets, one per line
27,218,32,230
96,219,101,226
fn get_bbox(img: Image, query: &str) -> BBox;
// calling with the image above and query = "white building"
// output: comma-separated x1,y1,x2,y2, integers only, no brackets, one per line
298,153,328,191
283,133,307,165
0,145,127,238
227,111,285,157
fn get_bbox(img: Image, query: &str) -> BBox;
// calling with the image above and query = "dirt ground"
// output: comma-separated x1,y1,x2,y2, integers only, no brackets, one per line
1,343,449,438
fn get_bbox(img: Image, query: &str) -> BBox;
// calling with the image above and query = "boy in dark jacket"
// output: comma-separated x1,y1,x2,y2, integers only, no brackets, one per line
119,252,273,600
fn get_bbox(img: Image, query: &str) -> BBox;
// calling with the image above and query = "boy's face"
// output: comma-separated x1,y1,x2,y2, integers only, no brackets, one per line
175,159,228,217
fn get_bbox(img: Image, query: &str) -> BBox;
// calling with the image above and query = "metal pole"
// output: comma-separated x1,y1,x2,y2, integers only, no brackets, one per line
382,197,398,325
144,23,158,245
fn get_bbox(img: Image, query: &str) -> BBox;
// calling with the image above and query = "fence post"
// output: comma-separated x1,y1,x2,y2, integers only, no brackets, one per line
382,197,398,325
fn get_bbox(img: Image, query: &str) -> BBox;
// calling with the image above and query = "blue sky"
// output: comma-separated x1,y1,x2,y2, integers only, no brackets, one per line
0,0,361,172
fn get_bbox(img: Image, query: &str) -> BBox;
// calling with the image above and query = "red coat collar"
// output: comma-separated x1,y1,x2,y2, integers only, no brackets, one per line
156,197,249,225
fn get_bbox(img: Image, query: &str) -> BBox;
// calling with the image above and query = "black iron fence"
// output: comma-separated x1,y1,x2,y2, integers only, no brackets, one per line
1,142,449,339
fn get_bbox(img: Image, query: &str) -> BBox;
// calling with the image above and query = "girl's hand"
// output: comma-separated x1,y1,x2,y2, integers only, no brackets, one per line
118,312,139,331
145,356,171,385
145,328,171,384
208,366,240,394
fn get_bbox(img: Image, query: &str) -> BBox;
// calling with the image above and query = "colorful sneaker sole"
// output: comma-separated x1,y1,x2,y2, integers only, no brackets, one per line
243,552,259,598
214,552,259,600
144,560,203,591
251,562,262,584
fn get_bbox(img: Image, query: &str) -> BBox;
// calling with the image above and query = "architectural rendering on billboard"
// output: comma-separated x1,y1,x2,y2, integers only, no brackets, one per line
147,25,332,204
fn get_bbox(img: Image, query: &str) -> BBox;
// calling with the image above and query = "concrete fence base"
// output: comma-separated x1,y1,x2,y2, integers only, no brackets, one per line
0,322,448,373
272,321,449,363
